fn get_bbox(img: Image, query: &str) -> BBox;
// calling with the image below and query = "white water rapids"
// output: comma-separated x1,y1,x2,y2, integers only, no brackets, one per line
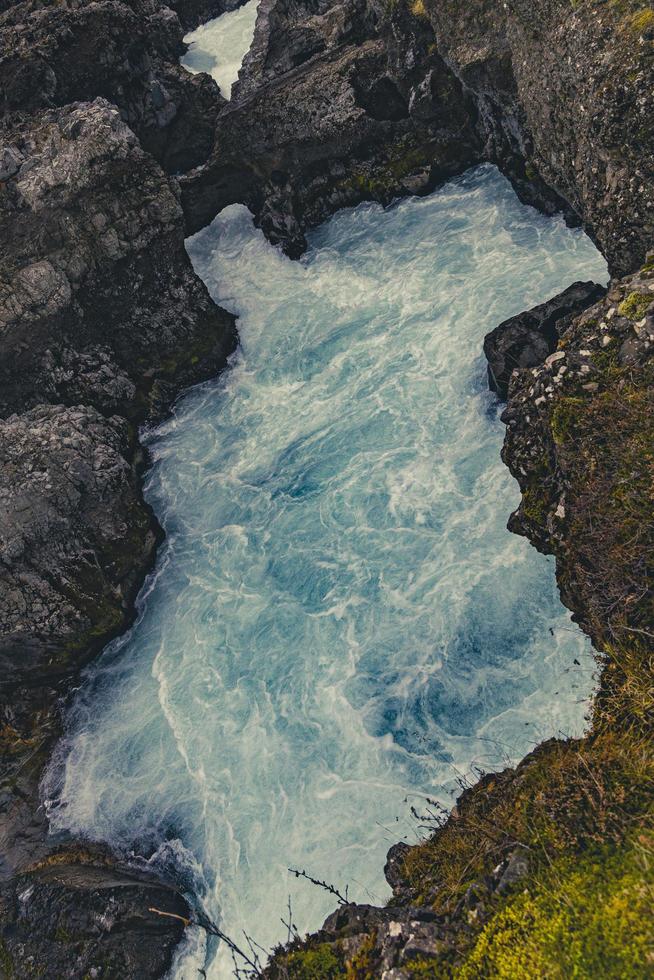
181,0,259,98
43,14,608,973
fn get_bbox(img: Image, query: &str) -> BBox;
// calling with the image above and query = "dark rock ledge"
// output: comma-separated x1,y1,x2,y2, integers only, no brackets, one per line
484,281,607,401
0,0,652,975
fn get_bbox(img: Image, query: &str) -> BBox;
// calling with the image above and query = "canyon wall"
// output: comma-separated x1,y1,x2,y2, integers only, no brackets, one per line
0,0,652,974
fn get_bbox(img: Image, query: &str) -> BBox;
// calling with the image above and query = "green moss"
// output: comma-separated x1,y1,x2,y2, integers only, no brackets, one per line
281,943,344,979
618,291,652,320
550,396,585,443
630,6,654,32
521,485,549,524
591,343,621,373
405,958,449,977
341,143,431,201
345,932,377,978
459,840,654,978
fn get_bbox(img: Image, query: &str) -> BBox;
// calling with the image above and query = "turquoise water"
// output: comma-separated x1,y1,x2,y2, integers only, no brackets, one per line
44,167,607,977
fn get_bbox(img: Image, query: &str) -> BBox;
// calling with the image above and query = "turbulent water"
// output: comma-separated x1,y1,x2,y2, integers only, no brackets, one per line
44,167,607,977
180,0,259,98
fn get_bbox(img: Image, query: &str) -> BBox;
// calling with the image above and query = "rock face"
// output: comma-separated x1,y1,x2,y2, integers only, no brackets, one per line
0,98,236,419
0,857,190,978
178,0,652,274
0,0,227,172
502,255,654,653
0,405,155,688
170,0,247,31
410,0,654,277
484,281,607,399
0,1,238,974
180,0,482,254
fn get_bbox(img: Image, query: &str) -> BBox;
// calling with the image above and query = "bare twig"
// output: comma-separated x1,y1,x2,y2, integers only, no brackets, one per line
288,868,350,906
148,907,191,927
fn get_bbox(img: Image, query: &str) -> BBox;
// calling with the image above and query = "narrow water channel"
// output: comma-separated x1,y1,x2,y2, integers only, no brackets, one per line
43,165,607,977
180,0,259,98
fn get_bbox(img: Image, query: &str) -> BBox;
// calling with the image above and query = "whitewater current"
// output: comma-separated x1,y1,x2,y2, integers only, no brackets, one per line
180,0,258,99
44,167,607,977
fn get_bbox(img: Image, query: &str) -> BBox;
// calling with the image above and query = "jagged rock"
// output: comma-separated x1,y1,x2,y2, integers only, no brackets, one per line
0,0,225,172
0,98,236,420
0,859,190,979
0,12,236,972
484,281,606,399
502,259,654,651
424,0,654,276
234,0,376,100
496,845,531,893
384,841,411,896
184,0,652,279
0,404,156,687
171,0,246,31
180,0,481,251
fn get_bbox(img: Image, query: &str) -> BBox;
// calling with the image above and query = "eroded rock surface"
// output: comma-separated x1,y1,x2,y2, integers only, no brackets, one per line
180,0,481,254
0,98,236,419
484,280,606,400
0,856,189,979
0,0,226,171
180,0,652,273
0,2,237,972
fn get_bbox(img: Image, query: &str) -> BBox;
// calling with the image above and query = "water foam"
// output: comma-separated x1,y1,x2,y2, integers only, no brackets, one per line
181,0,259,98
44,167,607,978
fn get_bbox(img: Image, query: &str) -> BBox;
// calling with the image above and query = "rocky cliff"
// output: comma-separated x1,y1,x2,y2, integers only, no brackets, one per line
0,0,652,975
0,1,237,974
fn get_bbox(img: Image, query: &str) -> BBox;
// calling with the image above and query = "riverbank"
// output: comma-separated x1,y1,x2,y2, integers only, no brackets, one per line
0,0,652,975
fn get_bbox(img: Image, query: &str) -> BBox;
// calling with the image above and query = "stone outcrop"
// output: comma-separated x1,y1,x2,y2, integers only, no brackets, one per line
0,854,190,978
0,405,156,688
484,280,606,399
426,0,654,278
0,0,227,172
179,0,652,276
0,98,236,419
502,254,654,657
180,0,482,254
0,2,238,974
